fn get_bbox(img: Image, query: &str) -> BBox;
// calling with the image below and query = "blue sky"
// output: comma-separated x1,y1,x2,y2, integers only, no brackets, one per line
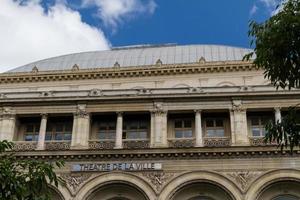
0,0,280,71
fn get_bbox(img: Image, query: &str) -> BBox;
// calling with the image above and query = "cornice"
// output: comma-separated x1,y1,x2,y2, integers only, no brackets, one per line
0,61,257,84
12,146,300,161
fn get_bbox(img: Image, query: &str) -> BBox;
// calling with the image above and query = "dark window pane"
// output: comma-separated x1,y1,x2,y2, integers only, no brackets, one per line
206,120,214,127
184,120,192,128
139,131,147,139
251,118,259,126
174,121,182,128
139,121,147,129
65,123,72,132
216,119,223,127
56,124,63,132
26,125,34,133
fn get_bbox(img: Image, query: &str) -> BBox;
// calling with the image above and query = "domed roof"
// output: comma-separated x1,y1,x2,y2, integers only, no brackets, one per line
8,44,253,73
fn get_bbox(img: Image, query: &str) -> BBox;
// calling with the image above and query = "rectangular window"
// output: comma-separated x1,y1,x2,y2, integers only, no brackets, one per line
174,119,193,138
205,118,225,137
24,123,39,141
250,116,272,137
45,122,72,141
123,119,149,139
97,121,116,140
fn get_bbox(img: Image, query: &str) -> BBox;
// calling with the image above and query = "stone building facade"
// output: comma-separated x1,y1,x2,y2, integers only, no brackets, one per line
0,44,300,200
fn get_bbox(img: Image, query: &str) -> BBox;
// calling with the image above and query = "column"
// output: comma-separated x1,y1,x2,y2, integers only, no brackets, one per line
115,112,123,149
0,107,16,141
150,110,168,147
37,113,48,150
230,100,249,146
71,105,90,149
274,107,281,123
194,110,203,147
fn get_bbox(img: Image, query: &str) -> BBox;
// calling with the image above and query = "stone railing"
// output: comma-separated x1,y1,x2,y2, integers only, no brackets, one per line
89,140,115,150
249,137,277,146
123,139,150,149
168,138,195,148
13,141,37,151
204,137,231,147
45,141,71,150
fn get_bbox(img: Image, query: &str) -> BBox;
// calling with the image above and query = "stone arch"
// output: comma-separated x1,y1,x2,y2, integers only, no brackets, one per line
246,169,300,200
159,171,242,200
216,81,235,87
172,83,191,88
76,172,156,200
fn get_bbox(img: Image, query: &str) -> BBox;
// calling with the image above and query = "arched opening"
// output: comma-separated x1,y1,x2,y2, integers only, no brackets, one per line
257,180,300,200
87,183,149,200
171,182,233,200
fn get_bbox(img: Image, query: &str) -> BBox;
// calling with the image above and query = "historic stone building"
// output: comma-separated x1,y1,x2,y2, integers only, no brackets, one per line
0,44,299,200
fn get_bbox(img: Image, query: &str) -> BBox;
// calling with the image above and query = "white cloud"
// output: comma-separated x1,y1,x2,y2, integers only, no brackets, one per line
249,4,258,16
82,0,157,31
259,0,282,15
0,0,110,72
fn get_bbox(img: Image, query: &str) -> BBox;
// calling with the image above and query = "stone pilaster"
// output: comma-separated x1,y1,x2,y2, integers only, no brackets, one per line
0,107,16,141
274,107,281,123
37,113,48,150
71,104,90,149
150,108,168,148
115,112,123,149
194,110,203,147
230,100,249,146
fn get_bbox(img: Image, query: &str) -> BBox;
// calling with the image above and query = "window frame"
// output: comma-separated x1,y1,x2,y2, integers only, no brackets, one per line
123,119,149,140
173,118,193,139
249,116,272,137
24,123,40,141
45,122,72,141
204,118,226,137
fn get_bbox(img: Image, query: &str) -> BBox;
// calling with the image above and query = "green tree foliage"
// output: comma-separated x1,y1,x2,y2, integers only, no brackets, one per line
245,0,300,151
0,140,64,200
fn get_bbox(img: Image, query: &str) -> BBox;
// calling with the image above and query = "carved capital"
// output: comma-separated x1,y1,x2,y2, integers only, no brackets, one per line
0,107,16,120
231,100,246,112
194,109,202,114
40,113,48,119
74,104,89,118
116,111,123,117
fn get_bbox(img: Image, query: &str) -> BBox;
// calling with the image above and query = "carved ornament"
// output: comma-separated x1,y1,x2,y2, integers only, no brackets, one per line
61,173,91,195
142,171,175,192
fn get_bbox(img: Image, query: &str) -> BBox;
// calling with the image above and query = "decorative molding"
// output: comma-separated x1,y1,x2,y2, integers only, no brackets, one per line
142,171,175,192
88,88,103,97
0,61,257,84
89,140,115,149
204,137,231,147
187,87,203,93
40,91,53,97
45,141,71,150
61,173,91,195
168,138,195,148
123,139,150,149
13,141,37,151
249,137,277,146
0,107,16,119
224,170,263,191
